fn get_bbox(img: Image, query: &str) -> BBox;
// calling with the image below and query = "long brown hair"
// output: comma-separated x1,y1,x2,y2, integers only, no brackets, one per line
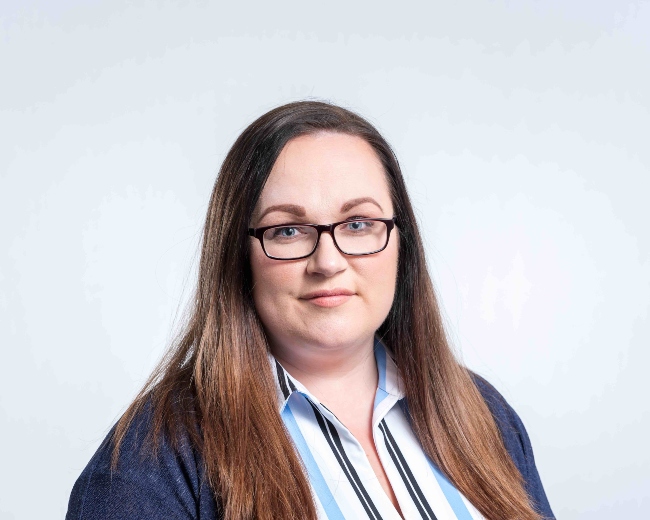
112,101,543,519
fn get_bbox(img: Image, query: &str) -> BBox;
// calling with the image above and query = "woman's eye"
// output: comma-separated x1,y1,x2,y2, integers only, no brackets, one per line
274,227,299,237
345,220,373,231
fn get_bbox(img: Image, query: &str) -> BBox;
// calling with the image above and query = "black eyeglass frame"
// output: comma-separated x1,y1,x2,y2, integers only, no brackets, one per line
248,217,397,260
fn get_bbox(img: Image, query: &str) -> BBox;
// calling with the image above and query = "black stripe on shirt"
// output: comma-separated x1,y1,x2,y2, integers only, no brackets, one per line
379,419,437,520
307,400,384,520
378,421,428,518
275,360,290,400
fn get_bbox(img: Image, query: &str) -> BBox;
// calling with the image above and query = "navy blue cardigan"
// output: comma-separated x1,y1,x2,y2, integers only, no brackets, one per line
66,376,554,519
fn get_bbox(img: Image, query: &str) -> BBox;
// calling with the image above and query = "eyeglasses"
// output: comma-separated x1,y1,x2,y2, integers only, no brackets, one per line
248,217,397,260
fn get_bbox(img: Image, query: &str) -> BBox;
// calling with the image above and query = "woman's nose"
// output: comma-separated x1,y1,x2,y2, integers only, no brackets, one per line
306,231,348,277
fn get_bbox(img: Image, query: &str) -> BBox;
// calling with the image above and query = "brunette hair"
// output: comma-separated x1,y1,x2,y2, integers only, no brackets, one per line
112,101,542,519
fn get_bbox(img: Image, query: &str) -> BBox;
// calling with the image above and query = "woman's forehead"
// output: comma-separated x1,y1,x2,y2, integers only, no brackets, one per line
256,133,392,219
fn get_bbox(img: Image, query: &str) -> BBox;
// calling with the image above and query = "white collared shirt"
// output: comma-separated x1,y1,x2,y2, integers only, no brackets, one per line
271,338,485,520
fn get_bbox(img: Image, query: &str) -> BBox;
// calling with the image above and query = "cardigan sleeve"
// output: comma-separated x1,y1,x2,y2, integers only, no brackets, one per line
65,403,219,520
472,374,555,520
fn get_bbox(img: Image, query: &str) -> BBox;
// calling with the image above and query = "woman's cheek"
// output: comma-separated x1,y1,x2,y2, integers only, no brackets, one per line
254,266,296,319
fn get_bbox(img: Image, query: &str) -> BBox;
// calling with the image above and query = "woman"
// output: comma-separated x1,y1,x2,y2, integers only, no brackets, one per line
66,101,554,519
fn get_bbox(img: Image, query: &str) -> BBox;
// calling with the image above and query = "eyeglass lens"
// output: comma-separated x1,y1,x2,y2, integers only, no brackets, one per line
262,220,389,259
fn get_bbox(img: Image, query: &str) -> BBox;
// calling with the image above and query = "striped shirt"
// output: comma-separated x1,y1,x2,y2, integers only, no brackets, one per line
271,338,486,520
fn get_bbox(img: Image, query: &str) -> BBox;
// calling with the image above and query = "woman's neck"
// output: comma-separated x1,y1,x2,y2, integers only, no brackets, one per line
271,336,379,407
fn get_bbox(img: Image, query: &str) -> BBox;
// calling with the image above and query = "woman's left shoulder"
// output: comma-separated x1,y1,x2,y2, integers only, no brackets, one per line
471,373,555,519
471,373,529,443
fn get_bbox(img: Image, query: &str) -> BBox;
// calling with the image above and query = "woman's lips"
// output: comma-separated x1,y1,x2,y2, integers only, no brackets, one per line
300,289,355,308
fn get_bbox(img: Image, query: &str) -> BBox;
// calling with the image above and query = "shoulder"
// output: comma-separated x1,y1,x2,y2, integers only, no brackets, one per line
471,373,527,447
471,373,555,519
66,400,219,520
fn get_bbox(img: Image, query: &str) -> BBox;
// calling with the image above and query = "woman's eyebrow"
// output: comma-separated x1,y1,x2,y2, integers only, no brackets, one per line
256,197,383,223
257,204,306,221
340,197,383,213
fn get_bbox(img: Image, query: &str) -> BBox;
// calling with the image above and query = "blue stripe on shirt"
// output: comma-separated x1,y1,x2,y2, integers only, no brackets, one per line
428,461,475,520
374,341,389,409
281,404,346,520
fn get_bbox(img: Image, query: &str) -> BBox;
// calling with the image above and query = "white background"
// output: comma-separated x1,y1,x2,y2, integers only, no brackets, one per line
1,1,648,518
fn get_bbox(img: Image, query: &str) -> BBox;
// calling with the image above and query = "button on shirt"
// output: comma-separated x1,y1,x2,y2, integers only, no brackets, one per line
272,339,485,520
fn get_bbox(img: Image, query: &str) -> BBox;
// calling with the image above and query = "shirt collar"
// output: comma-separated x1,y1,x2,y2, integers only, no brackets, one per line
269,336,405,413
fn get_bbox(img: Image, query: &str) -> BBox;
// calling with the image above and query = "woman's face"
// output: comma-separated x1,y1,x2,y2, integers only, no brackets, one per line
249,132,399,357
